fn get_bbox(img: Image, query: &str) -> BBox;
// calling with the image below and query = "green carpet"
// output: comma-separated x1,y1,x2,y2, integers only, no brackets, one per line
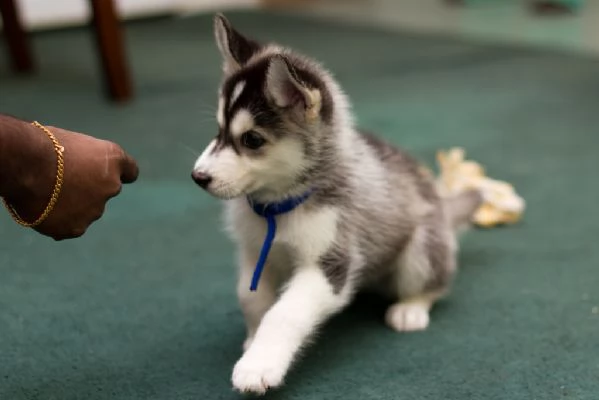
1,10,598,400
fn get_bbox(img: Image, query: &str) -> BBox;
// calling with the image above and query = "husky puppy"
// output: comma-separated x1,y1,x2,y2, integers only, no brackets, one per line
191,14,482,395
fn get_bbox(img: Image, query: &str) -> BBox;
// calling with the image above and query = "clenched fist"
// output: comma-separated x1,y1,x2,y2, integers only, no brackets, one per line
0,115,138,240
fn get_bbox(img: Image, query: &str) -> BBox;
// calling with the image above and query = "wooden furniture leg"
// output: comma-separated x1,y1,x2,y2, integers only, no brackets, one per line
89,0,133,102
0,0,34,73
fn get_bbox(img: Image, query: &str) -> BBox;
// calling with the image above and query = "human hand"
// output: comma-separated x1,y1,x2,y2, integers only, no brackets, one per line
3,124,138,240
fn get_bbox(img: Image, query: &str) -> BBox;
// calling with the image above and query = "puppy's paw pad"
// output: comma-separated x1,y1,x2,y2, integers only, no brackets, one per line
385,303,430,332
232,354,284,395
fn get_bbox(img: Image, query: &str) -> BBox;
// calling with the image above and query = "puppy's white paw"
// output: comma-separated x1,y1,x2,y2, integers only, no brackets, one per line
231,351,285,395
385,302,430,332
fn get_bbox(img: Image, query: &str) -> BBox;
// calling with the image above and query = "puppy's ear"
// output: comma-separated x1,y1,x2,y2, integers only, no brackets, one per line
214,13,261,74
265,55,322,120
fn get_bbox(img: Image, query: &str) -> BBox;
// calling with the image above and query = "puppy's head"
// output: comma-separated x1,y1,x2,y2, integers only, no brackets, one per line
192,14,338,202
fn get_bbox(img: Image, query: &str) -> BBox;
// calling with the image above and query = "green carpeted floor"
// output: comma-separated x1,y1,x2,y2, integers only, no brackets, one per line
1,10,598,400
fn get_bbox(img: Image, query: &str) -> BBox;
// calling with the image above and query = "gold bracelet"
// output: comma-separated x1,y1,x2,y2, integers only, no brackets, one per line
2,121,65,227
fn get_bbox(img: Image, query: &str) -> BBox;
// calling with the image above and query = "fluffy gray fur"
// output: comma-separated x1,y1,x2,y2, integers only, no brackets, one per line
191,14,483,394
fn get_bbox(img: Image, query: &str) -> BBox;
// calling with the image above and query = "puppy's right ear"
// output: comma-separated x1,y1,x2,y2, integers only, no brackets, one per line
214,14,261,74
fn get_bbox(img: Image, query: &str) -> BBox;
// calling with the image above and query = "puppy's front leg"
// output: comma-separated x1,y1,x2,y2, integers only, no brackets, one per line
237,249,277,351
232,266,349,394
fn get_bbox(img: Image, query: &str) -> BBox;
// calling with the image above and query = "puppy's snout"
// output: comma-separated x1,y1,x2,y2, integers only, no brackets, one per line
192,170,213,188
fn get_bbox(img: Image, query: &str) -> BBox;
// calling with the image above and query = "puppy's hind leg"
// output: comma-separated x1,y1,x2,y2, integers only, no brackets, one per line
385,291,445,332
385,224,456,332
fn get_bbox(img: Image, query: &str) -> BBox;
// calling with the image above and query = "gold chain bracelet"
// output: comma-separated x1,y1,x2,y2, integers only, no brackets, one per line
2,121,65,227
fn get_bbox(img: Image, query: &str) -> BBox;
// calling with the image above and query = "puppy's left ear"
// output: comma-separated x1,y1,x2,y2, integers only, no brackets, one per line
214,13,261,74
265,55,322,120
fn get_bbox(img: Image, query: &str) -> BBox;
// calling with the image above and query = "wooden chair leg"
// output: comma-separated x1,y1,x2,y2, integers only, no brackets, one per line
0,0,35,73
89,0,133,102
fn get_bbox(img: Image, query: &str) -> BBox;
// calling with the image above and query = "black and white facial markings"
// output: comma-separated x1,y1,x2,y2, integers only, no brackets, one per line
192,14,336,200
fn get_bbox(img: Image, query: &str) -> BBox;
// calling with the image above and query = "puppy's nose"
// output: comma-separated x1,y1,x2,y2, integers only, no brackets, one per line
191,170,212,188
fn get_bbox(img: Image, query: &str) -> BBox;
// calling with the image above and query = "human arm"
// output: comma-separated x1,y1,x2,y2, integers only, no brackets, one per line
0,114,138,240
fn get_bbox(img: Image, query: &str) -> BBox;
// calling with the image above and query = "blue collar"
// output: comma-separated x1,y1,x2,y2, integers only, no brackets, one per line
246,190,312,291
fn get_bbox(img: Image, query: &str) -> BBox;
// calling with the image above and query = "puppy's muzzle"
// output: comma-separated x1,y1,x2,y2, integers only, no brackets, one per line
191,170,213,189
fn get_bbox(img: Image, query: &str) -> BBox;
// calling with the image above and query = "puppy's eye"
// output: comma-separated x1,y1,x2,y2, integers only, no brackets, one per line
241,131,265,150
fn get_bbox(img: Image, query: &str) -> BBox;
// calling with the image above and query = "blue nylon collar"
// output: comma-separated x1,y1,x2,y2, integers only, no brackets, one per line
247,190,312,291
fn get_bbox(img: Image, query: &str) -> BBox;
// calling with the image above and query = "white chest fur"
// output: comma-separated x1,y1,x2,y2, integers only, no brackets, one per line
224,199,339,267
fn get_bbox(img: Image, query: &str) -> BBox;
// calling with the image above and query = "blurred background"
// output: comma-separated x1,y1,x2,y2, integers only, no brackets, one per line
1,1,598,400
3,0,597,104
5,1,599,51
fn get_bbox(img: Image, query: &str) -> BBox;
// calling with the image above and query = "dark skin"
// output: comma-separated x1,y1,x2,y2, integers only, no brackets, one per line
0,114,138,240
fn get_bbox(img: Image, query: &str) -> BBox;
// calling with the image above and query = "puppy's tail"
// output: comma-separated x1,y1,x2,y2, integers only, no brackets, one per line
444,189,484,233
